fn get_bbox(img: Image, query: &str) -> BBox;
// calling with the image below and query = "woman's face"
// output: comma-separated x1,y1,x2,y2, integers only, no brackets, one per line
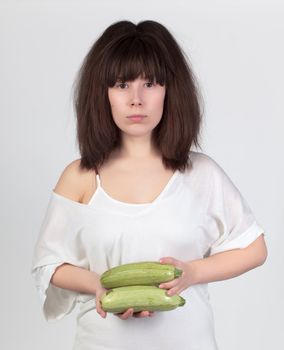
107,76,166,138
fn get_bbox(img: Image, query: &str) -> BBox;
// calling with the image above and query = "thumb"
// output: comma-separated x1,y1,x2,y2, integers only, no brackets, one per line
159,256,179,266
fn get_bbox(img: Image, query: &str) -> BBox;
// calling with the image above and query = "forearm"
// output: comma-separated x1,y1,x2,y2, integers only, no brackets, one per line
50,263,99,295
190,238,267,285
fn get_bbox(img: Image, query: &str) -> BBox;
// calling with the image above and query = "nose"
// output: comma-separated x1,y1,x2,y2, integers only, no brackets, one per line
131,100,142,106
130,85,143,106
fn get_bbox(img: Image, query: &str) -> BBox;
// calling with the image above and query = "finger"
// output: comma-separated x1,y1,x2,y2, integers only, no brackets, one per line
159,283,182,296
97,291,109,314
133,310,150,318
165,285,184,296
133,310,155,318
140,311,150,317
96,306,106,318
159,256,178,265
160,257,183,270
96,298,107,318
165,288,177,296
122,308,134,319
159,277,180,289
115,308,134,320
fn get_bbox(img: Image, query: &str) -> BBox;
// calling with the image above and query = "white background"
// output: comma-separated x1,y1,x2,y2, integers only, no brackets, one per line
1,0,283,349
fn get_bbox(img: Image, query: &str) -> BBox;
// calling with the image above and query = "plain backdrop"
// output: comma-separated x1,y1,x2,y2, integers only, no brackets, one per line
1,0,283,349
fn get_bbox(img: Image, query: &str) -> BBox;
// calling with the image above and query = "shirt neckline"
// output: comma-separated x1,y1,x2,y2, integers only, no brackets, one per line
51,169,182,216
93,169,180,207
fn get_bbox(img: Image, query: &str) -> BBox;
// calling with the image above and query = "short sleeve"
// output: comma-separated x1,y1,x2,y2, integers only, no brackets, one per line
205,157,265,256
31,191,90,322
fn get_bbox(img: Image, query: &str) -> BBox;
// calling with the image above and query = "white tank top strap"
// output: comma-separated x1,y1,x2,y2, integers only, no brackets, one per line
95,172,101,187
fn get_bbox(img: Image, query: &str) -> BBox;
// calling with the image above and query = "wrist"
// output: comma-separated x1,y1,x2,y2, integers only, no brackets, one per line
186,259,202,286
89,271,101,294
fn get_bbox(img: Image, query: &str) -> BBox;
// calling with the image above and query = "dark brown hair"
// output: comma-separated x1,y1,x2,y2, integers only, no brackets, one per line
72,20,204,173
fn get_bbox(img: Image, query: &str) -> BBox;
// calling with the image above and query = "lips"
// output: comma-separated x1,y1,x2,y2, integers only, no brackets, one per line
127,115,147,118
126,114,147,122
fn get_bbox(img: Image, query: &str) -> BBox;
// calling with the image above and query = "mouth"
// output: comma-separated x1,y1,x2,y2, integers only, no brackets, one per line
126,115,147,122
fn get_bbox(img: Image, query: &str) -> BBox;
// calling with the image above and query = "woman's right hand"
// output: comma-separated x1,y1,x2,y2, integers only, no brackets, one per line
95,273,154,320
95,279,155,319
114,308,155,320
95,283,108,318
96,290,155,319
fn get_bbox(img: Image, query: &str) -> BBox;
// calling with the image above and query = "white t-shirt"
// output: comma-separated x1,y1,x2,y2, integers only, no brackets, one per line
31,151,265,350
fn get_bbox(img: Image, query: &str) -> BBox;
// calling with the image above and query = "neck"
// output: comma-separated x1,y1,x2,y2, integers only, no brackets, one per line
117,135,160,160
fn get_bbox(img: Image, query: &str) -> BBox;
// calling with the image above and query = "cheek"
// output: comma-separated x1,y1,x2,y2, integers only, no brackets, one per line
107,93,115,109
108,94,125,112
107,90,119,109
153,93,165,111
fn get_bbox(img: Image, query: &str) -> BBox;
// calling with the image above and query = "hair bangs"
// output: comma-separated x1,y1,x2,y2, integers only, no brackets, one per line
105,37,167,87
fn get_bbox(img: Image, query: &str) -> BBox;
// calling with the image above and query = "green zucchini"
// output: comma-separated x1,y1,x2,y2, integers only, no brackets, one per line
100,261,183,288
101,285,186,313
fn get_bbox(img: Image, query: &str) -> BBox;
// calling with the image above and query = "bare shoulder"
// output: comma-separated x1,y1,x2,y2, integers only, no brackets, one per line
53,159,96,203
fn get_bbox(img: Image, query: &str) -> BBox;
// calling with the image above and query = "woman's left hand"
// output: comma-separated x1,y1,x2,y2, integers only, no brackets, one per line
158,257,197,296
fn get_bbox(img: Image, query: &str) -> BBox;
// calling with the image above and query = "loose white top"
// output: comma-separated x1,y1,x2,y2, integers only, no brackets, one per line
31,151,265,350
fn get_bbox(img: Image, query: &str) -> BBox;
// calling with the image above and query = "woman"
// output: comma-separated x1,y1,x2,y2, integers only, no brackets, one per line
31,20,267,349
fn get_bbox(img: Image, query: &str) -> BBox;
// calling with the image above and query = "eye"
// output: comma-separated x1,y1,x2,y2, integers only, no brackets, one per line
114,80,156,89
115,82,128,89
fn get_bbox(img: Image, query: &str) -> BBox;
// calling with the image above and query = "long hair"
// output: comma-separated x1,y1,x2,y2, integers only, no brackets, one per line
72,20,204,173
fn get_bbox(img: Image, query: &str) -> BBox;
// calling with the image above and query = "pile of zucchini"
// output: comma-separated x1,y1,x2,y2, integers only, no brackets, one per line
100,261,186,313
